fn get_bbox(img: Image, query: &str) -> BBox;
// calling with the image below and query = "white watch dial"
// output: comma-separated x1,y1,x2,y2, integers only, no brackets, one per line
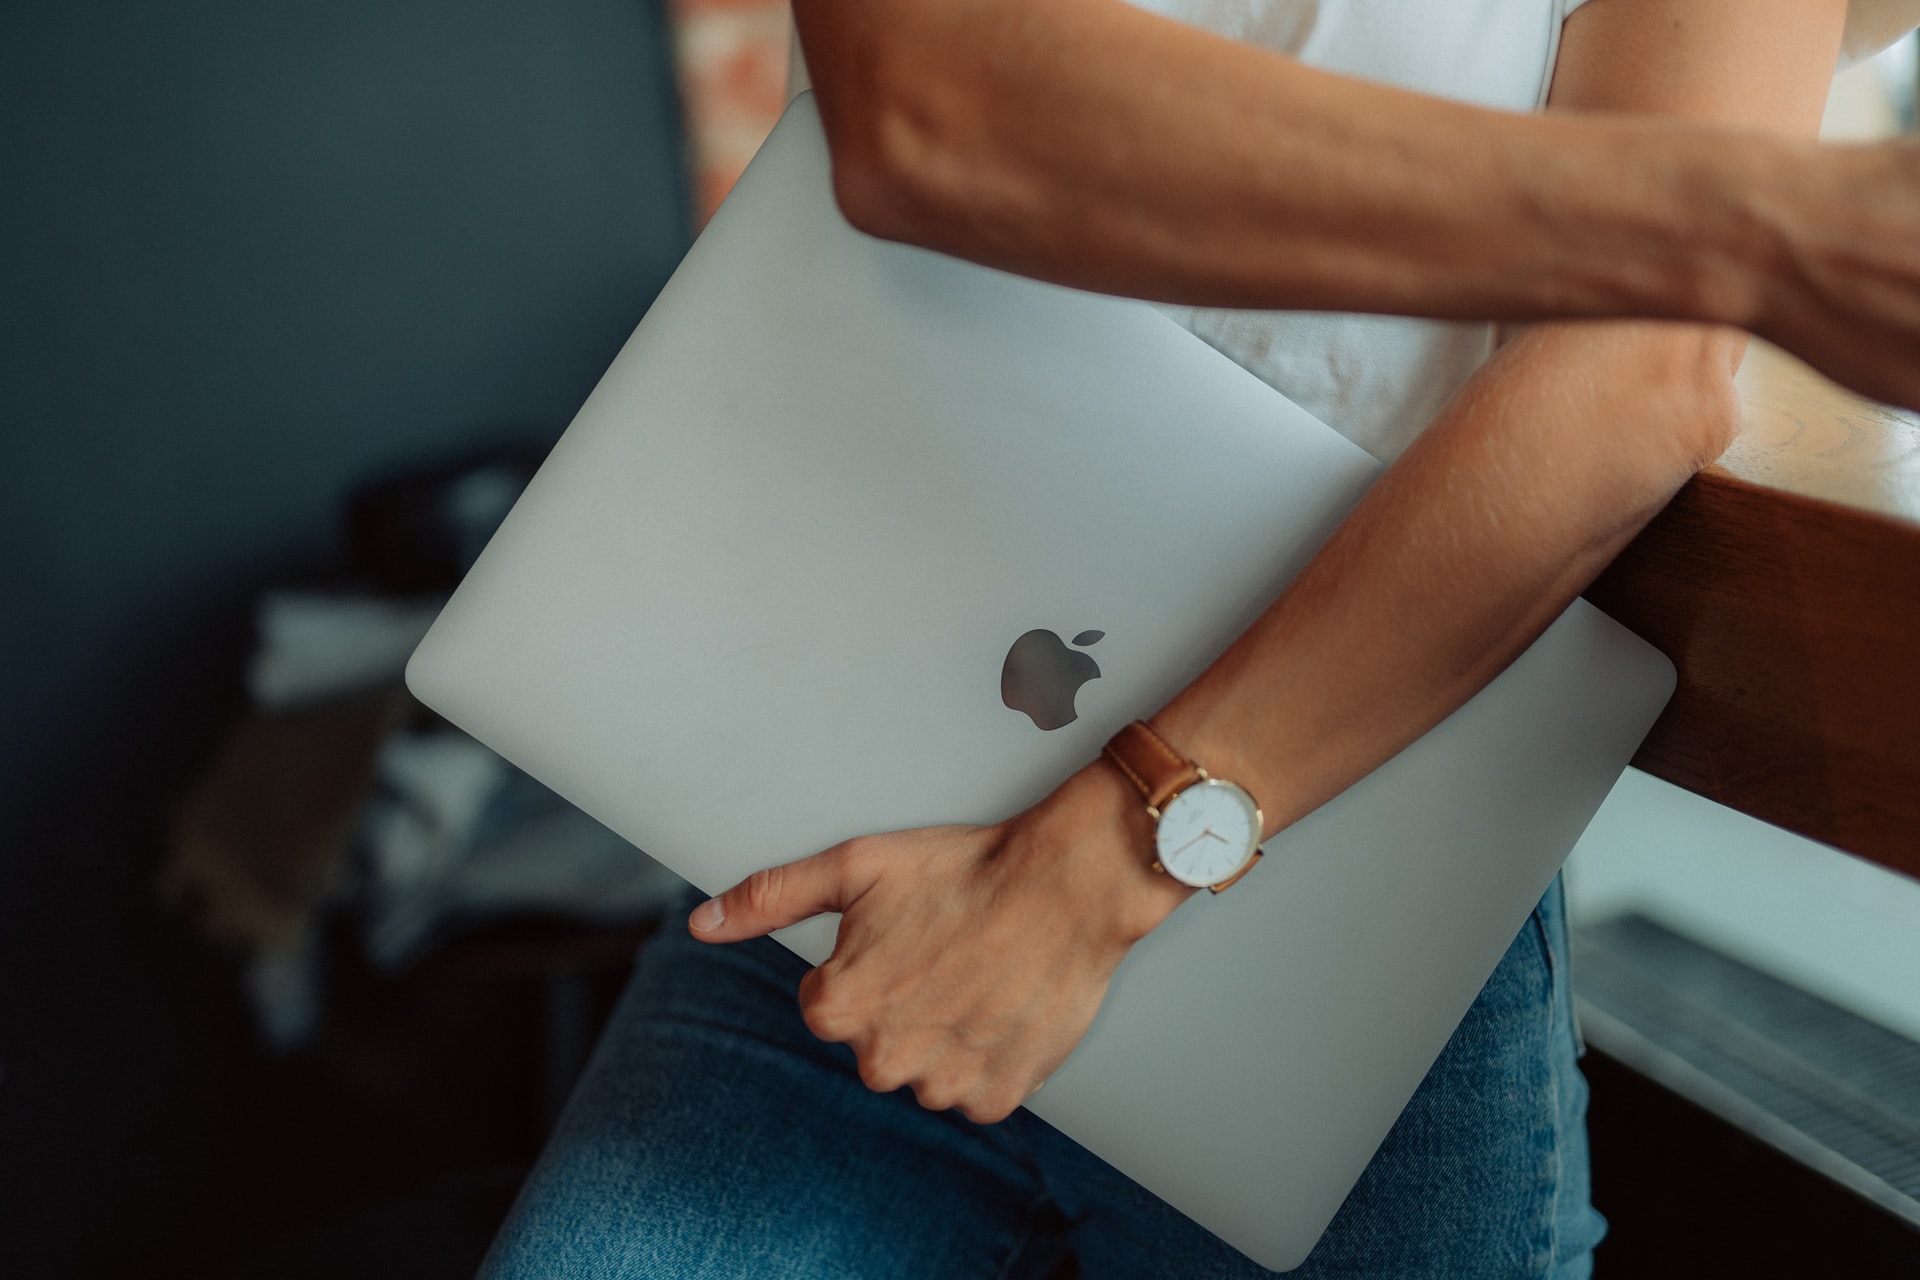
1154,780,1261,888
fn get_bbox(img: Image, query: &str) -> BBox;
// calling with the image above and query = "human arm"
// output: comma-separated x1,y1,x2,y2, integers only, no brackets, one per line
1153,0,1846,848
689,0,1853,1124
795,0,1920,410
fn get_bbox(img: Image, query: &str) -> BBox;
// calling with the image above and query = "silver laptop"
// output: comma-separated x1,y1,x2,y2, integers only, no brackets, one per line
407,93,1672,1271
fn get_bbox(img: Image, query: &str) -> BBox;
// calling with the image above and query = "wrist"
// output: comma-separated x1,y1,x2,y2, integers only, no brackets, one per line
1666,126,1797,330
1519,116,1784,330
1030,761,1195,945
1723,135,1873,351
1147,702,1295,842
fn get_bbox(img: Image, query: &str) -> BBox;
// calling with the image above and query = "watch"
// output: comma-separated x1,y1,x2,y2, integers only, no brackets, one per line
1100,720,1264,892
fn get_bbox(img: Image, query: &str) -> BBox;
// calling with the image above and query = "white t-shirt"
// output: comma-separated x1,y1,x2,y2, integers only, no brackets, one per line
1126,0,1919,460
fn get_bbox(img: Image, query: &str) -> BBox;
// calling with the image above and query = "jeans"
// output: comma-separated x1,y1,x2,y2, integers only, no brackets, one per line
479,877,1603,1278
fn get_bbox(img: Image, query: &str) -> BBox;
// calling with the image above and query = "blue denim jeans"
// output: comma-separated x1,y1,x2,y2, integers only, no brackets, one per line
479,877,1603,1278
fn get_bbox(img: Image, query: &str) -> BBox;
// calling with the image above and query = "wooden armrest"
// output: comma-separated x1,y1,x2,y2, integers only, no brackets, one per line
1586,343,1920,882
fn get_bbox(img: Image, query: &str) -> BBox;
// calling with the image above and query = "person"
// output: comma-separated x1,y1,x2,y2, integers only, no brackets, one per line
479,1,1920,1275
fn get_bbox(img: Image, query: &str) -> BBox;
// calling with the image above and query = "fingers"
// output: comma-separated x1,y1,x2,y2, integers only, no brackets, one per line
825,1017,1057,1123
924,1072,1037,1125
798,976,1044,1123
692,811,1111,1126
860,1050,1036,1124
688,841,875,943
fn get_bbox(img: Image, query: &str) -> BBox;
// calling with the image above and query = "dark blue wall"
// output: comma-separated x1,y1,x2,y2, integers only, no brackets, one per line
0,0,691,928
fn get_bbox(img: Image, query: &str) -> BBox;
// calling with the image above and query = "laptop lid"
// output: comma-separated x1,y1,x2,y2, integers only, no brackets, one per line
407,93,1671,1270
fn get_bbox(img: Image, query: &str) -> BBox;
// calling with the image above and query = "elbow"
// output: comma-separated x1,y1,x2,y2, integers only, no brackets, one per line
824,111,923,243
1627,327,1743,481
811,37,989,248
1590,328,1742,529
1671,332,1745,474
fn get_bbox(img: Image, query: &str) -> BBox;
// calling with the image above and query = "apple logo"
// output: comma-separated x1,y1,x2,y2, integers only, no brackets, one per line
1001,629,1104,730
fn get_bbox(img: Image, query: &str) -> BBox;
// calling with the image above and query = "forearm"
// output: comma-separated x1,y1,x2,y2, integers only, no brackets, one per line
1121,0,1842,895
799,0,1781,328
1152,322,1740,837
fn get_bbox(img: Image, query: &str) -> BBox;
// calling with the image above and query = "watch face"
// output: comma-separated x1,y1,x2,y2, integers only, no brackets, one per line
1154,780,1262,888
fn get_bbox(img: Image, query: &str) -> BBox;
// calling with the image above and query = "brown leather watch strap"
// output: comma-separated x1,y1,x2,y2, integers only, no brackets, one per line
1101,720,1205,814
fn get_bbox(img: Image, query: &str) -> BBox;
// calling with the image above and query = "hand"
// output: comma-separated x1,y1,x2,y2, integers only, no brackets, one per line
688,762,1192,1123
1756,138,1920,411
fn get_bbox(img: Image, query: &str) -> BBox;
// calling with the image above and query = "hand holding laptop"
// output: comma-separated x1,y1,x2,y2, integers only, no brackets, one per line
690,760,1188,1123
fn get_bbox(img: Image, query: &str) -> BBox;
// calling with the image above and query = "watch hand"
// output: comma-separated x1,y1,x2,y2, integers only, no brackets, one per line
1203,829,1231,846
1169,831,1211,858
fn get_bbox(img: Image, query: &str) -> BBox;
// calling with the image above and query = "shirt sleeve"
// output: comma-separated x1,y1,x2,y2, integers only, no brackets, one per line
1561,0,1919,69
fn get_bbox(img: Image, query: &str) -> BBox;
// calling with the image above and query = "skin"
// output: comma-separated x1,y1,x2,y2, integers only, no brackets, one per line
693,0,1855,1125
794,0,1920,409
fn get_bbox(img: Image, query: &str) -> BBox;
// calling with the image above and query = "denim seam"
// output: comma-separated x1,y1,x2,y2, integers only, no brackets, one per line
1530,896,1562,1279
1530,906,1556,986
1540,1022,1565,1279
992,1193,1052,1280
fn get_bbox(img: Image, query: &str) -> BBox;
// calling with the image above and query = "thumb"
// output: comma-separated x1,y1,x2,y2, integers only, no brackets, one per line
689,843,872,943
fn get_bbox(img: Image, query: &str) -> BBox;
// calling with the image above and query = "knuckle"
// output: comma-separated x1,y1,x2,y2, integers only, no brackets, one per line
857,1052,907,1095
739,864,786,917
831,836,876,879
912,1082,958,1113
960,1080,1025,1125
958,1096,1012,1125
800,992,854,1043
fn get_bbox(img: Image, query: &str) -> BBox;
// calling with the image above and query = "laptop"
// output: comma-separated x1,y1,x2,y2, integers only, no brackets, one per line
406,92,1672,1271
